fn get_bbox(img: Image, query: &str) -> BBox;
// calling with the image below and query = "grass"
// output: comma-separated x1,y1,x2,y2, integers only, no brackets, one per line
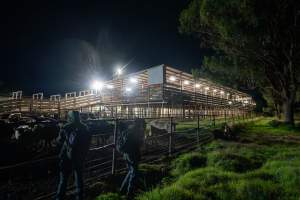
135,117,300,200
94,117,300,200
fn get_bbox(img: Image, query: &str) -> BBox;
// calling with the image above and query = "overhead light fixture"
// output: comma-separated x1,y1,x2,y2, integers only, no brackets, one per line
116,67,123,76
91,80,103,90
169,76,176,82
130,77,137,83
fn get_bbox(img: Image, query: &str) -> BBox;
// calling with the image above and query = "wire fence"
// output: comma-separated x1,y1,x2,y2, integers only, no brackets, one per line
0,113,256,200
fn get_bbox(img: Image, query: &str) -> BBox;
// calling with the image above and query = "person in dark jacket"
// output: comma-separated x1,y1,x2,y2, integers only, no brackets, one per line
118,118,145,197
56,111,91,200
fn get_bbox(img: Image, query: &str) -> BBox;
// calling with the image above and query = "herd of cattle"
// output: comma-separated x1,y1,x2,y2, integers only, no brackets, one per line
0,113,176,153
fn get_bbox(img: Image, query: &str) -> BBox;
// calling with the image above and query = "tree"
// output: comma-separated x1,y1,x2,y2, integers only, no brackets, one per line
179,0,300,124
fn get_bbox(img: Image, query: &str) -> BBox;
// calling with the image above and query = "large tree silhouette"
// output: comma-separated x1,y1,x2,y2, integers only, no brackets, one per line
180,0,300,124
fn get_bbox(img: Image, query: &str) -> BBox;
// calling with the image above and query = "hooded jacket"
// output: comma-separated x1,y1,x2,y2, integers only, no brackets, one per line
57,111,91,164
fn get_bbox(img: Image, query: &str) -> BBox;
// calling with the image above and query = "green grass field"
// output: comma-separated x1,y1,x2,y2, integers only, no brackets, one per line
95,117,300,200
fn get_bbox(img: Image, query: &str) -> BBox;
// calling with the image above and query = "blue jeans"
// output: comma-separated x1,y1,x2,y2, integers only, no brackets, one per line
56,158,83,200
120,154,138,196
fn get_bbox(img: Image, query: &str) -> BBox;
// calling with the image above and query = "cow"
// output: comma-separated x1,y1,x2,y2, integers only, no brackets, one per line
85,120,114,146
146,119,176,145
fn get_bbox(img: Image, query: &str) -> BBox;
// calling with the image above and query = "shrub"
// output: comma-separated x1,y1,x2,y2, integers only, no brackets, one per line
207,152,259,173
171,153,207,176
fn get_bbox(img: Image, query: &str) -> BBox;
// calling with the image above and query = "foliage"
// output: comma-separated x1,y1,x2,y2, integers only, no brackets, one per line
179,0,300,124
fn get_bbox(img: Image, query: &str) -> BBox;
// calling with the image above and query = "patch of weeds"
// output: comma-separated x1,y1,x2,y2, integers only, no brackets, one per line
171,153,207,177
207,152,260,173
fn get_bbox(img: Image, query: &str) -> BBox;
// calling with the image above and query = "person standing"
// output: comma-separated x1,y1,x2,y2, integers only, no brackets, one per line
117,118,145,198
56,111,91,200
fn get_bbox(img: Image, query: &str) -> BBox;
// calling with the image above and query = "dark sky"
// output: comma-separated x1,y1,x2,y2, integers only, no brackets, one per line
0,0,206,95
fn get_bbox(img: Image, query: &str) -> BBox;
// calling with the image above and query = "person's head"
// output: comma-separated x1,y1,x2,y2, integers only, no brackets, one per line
67,111,81,123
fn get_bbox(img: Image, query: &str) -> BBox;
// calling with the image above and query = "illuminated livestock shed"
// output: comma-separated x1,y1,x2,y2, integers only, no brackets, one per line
0,65,255,118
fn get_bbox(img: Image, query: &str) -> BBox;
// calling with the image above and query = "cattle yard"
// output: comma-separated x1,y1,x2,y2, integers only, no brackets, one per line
0,65,255,119
0,114,257,200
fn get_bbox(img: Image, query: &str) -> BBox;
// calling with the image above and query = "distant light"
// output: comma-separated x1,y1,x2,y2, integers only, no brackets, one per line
91,80,103,90
213,89,217,92
183,80,189,85
227,93,230,96
130,77,138,83
125,87,132,92
245,100,249,104
220,91,224,94
195,84,201,88
169,76,176,82
205,87,210,90
228,101,232,105
116,68,123,76
106,84,114,89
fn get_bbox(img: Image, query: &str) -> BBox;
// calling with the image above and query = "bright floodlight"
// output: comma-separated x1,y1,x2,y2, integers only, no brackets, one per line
195,84,201,88
183,80,189,85
169,76,176,82
125,87,132,92
130,77,137,83
116,68,123,76
91,80,103,90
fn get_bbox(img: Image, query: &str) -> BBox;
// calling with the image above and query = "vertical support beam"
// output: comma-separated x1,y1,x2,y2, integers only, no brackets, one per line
112,118,118,175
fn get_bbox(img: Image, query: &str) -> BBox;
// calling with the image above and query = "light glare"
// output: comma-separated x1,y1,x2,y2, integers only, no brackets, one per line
169,76,176,81
91,80,103,90
125,87,132,92
183,80,189,85
116,68,122,75
106,84,114,89
130,77,137,83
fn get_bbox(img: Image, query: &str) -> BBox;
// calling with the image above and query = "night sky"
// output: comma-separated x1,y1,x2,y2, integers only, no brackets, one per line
0,0,206,95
